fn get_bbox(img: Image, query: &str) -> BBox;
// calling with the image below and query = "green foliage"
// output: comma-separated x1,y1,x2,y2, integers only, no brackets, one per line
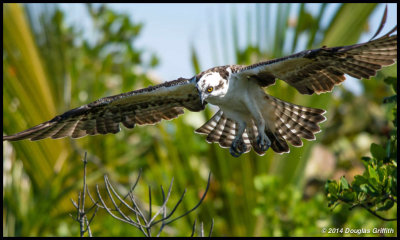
325,77,397,222
253,175,331,236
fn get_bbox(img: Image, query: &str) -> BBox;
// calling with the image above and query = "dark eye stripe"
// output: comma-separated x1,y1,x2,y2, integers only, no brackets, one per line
214,80,225,90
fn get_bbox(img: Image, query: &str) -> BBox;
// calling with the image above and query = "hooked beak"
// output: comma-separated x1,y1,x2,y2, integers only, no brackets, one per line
192,76,206,106
197,86,206,105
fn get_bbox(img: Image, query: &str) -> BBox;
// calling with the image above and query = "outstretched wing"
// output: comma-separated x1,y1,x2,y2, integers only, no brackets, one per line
3,77,204,141
234,29,397,95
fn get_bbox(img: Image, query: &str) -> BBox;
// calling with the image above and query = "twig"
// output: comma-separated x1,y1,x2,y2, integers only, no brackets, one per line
149,178,174,223
209,218,214,237
154,171,211,226
190,218,214,237
116,169,142,209
97,170,212,236
104,175,147,222
359,204,397,221
148,186,152,237
71,153,213,236
95,184,144,229
80,152,88,237
191,218,197,237
156,186,168,237
69,152,99,237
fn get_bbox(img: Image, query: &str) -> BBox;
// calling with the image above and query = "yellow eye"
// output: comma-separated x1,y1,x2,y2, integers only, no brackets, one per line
207,87,213,93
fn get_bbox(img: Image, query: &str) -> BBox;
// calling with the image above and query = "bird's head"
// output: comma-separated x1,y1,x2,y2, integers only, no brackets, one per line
194,70,229,104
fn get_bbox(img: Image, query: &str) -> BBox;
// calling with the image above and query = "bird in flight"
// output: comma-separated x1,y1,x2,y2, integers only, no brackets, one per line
3,16,397,158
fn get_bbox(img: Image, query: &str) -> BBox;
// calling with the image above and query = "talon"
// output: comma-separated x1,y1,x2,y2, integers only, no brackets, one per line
230,137,246,157
229,147,241,157
257,134,271,152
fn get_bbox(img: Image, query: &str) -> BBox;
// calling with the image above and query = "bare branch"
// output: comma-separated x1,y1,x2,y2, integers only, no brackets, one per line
157,171,211,226
150,189,187,227
116,168,142,209
103,175,145,220
103,175,139,225
191,218,197,237
69,152,100,237
86,184,104,209
209,218,214,237
148,185,152,226
95,184,144,228
156,187,168,237
82,152,88,211
87,205,99,227
70,198,78,209
359,204,397,221
84,216,93,237
128,191,148,225
79,151,213,237
190,218,214,237
149,177,174,223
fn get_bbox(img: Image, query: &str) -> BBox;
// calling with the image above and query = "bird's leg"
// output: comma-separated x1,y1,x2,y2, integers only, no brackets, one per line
245,94,271,153
230,121,247,158
254,117,271,152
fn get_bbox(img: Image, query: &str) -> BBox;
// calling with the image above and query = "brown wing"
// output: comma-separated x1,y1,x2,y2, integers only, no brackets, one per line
3,77,205,141
235,29,397,95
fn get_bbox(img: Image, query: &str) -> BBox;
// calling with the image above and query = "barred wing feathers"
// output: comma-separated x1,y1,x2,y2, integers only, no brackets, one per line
3,78,205,141
236,30,397,95
195,110,253,154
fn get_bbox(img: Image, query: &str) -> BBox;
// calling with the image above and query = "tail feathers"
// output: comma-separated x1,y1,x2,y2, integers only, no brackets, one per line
266,129,289,154
195,97,326,156
268,96,326,151
195,110,251,153
245,124,265,155
195,110,224,136
195,109,294,155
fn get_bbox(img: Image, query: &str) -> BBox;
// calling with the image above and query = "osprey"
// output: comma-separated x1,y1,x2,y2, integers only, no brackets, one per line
3,24,397,157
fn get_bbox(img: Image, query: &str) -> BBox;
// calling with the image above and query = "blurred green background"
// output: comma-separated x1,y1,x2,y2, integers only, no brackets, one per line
3,3,397,237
